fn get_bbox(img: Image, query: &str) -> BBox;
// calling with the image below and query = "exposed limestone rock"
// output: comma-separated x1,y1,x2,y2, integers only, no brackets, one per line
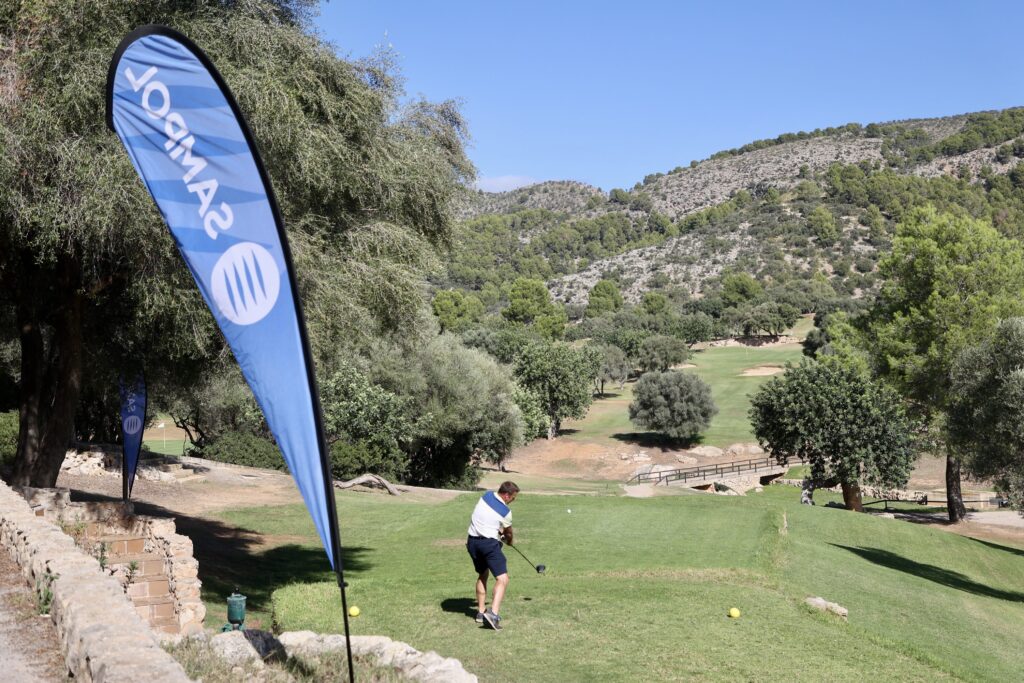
687,446,724,458
278,631,477,682
805,596,849,620
723,443,765,458
211,630,265,668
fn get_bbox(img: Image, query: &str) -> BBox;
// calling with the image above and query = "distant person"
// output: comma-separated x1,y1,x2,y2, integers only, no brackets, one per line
466,480,519,630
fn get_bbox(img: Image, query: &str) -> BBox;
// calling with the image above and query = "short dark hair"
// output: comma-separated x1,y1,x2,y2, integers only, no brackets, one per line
498,481,520,496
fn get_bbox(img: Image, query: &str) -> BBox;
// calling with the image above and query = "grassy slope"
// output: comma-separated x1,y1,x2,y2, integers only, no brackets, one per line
206,487,1024,682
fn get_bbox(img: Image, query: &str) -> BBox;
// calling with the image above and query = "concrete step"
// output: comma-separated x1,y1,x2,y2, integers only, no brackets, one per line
133,595,175,622
109,553,165,577
94,534,146,557
127,575,170,600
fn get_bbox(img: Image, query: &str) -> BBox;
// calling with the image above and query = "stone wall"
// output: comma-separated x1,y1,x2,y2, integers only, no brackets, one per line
19,486,205,636
0,480,190,682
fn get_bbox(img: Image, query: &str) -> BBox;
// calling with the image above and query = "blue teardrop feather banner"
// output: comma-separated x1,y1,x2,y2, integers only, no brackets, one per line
105,26,341,572
118,373,146,499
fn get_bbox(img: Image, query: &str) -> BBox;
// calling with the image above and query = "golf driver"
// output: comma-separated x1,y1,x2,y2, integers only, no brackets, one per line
503,540,546,574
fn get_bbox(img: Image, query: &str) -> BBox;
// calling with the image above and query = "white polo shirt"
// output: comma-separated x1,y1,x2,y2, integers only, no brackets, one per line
467,491,512,539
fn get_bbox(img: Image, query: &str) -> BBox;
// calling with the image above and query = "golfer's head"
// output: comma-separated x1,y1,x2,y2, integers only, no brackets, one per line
498,480,520,504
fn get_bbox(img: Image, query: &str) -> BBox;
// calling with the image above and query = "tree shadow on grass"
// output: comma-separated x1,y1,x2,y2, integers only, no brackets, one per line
611,432,697,451
968,537,1024,559
69,489,372,626
832,544,1024,602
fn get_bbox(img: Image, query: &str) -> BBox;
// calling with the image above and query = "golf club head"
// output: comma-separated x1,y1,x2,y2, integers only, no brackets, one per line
536,564,546,574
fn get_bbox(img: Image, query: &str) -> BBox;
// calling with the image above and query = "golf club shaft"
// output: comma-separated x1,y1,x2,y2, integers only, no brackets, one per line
503,539,539,570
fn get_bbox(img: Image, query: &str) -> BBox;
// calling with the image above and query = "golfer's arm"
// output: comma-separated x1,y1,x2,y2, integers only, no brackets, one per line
501,526,514,545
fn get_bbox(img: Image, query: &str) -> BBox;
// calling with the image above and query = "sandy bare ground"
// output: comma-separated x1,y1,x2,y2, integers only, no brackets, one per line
0,546,67,682
739,365,784,376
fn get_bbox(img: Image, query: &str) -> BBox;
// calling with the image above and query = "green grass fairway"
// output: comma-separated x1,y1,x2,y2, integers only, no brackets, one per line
564,342,804,448
201,487,1024,682
142,439,190,456
685,343,804,445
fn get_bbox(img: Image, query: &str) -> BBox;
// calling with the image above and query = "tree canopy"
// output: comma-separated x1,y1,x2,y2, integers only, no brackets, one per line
948,318,1024,513
0,0,471,485
586,279,624,317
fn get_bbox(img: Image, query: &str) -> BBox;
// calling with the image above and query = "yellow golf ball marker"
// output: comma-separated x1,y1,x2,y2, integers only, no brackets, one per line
349,606,361,617
728,607,741,618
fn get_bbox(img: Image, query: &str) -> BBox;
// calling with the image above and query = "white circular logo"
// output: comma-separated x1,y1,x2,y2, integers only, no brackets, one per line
211,243,281,325
123,416,143,435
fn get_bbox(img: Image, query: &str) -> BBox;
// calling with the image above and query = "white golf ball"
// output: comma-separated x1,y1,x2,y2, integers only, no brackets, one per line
567,509,572,513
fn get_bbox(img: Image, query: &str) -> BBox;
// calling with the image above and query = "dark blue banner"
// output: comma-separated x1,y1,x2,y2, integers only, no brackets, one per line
119,374,147,499
106,26,339,569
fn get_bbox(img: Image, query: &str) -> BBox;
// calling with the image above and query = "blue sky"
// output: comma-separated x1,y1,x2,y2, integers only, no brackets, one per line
315,1,1024,192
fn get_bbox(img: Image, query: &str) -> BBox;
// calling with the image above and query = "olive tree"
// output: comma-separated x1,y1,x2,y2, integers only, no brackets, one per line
637,335,690,373
514,341,596,439
749,358,916,511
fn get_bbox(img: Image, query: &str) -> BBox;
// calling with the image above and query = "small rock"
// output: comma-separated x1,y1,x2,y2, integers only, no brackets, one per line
674,454,697,464
210,631,264,668
688,446,724,458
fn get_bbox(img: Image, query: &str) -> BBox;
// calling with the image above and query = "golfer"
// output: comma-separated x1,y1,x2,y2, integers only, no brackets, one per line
466,480,519,630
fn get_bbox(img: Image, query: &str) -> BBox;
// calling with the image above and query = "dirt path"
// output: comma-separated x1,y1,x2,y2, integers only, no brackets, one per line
0,547,67,682
57,458,464,519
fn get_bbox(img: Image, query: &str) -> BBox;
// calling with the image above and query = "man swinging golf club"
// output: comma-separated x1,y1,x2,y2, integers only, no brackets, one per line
466,480,519,630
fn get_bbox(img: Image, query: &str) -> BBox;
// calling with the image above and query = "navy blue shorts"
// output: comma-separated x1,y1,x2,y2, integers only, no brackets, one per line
466,536,507,577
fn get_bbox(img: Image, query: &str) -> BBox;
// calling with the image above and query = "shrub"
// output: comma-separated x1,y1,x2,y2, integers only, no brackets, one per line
329,440,407,483
198,431,285,471
0,411,17,466
629,371,717,441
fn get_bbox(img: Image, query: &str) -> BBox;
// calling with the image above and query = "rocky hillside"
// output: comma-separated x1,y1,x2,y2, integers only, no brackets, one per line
458,181,604,220
450,108,1024,306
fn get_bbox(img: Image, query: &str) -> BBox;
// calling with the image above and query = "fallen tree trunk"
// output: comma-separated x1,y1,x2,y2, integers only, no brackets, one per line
334,473,402,496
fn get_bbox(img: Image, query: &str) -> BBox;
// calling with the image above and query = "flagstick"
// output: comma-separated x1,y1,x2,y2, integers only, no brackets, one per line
336,569,356,683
